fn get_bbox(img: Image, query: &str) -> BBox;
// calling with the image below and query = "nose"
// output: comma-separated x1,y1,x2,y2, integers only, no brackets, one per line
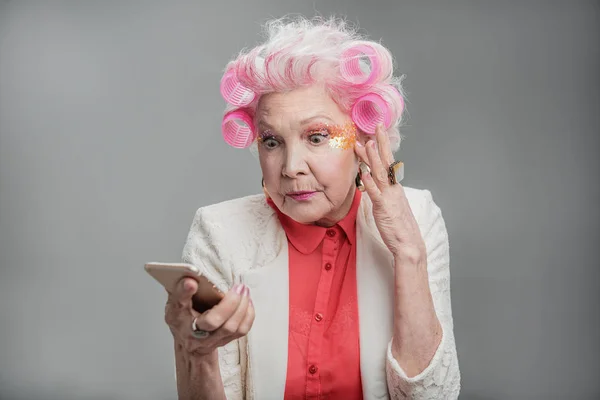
282,144,309,178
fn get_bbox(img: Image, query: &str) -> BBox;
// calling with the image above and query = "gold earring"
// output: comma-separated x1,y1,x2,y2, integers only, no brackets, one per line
355,162,370,192
355,172,364,191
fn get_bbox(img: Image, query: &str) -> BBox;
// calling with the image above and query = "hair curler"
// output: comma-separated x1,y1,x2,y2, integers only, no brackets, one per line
220,70,256,107
351,93,392,134
221,109,256,148
340,44,381,86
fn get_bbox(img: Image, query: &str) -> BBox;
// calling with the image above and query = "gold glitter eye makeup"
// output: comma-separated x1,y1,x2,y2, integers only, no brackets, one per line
305,122,357,150
257,122,358,150
327,122,358,150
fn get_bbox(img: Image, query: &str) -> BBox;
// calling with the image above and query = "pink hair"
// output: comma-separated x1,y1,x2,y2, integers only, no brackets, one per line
221,16,406,152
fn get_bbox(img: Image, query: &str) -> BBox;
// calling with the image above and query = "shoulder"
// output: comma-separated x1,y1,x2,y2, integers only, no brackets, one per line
182,193,279,282
186,193,279,251
359,186,445,245
190,193,274,228
403,186,428,210
402,186,440,220
195,193,269,214
186,193,279,252
403,186,447,241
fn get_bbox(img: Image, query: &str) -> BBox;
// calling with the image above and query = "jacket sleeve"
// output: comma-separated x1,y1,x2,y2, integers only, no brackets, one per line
385,190,461,399
181,206,245,400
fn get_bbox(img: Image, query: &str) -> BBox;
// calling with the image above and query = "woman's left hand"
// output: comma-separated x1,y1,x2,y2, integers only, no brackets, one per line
354,124,426,265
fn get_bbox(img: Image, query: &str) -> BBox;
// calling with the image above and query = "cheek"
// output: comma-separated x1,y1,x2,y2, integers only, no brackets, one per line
259,152,282,181
312,151,357,184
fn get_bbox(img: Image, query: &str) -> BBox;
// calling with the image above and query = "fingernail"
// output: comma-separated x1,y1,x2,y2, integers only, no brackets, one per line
235,284,245,295
243,286,250,297
356,141,364,148
359,163,369,175
369,140,376,148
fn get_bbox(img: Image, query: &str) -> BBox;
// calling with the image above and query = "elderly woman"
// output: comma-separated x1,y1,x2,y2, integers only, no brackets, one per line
164,17,460,400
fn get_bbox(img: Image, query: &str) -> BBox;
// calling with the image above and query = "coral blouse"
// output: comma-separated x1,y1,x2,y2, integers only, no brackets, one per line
267,189,363,400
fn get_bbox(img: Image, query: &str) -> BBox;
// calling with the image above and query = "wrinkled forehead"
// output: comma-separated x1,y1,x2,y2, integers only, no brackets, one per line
255,85,348,128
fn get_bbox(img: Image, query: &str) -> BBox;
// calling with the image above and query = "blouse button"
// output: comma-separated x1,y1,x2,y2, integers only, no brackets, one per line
326,229,336,237
308,365,318,374
324,262,332,271
315,313,323,322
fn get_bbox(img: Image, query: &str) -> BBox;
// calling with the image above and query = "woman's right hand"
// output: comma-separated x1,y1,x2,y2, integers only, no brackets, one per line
165,277,254,358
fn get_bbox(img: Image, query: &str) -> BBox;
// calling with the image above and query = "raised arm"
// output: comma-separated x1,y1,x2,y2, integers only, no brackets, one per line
385,190,461,399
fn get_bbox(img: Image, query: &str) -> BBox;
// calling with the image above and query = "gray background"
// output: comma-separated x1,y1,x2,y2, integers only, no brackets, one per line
0,1,598,399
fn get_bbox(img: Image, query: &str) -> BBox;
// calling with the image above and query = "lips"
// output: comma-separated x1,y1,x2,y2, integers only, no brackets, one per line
286,191,317,201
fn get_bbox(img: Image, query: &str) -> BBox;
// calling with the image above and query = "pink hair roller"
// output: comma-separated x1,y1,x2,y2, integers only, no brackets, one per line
222,110,256,148
220,70,256,107
351,93,392,134
340,45,381,86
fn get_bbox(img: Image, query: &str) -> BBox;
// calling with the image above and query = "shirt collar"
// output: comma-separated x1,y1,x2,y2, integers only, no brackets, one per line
266,189,361,254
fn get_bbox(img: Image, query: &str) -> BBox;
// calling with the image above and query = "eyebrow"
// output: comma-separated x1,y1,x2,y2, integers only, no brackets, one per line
258,114,334,130
256,115,335,130
299,115,335,125
257,120,272,130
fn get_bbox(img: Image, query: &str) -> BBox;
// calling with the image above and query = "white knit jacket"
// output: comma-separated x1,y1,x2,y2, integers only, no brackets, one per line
181,187,460,399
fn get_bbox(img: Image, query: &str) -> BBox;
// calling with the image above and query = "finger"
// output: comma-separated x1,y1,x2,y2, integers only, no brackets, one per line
365,138,388,189
237,299,255,336
354,141,369,165
361,162,382,203
215,296,255,348
194,284,246,332
216,286,251,338
376,123,394,166
172,277,198,309
165,278,200,333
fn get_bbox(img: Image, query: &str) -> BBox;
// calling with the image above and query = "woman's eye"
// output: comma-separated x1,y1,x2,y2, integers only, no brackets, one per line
309,132,329,144
262,138,279,149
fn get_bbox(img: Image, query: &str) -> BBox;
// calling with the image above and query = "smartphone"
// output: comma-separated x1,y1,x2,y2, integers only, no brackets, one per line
144,262,225,313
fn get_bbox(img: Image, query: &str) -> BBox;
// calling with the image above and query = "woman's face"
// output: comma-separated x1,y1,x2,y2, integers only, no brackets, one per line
256,85,361,226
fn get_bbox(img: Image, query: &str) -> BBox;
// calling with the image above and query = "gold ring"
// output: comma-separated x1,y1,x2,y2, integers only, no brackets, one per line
388,161,404,185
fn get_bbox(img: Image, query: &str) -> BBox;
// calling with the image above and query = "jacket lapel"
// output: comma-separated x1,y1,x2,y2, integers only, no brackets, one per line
356,197,395,399
240,225,290,400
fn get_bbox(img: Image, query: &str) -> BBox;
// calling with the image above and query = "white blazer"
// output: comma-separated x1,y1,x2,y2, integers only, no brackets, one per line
181,187,460,399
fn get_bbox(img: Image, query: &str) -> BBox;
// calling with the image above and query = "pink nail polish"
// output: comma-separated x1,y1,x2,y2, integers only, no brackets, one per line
236,284,245,295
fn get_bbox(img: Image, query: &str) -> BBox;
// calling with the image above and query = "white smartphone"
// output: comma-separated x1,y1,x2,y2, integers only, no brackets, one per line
144,262,225,312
